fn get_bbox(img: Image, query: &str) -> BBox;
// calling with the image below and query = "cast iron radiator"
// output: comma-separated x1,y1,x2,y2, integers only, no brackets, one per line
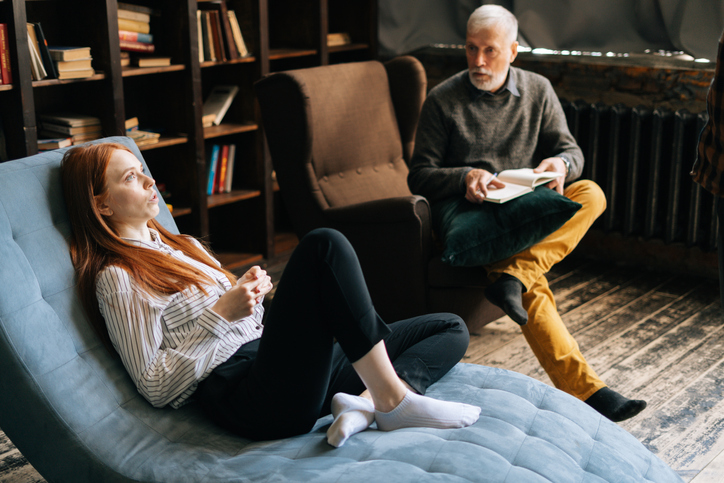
560,99,716,251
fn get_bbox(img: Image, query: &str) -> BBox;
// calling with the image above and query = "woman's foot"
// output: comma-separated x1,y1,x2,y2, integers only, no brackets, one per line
484,273,528,325
585,387,647,422
374,390,481,431
326,393,375,447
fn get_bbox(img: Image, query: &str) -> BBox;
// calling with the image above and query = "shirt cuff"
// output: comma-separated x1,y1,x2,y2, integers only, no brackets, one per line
197,308,232,339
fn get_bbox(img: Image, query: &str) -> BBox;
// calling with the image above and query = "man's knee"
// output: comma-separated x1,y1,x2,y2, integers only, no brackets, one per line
565,180,606,219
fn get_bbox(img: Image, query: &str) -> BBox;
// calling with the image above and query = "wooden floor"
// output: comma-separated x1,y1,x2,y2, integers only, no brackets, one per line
2,254,724,482
464,255,724,483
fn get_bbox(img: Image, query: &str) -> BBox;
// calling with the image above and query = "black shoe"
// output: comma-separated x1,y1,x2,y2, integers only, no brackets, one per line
585,387,647,422
484,273,528,326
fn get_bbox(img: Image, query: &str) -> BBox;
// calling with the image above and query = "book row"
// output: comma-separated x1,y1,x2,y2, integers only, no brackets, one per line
207,144,237,195
197,1,249,62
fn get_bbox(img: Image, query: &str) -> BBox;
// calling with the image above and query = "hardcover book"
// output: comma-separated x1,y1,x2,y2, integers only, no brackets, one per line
118,17,150,34
38,112,101,127
33,23,58,79
0,24,11,84
48,47,92,61
202,85,239,125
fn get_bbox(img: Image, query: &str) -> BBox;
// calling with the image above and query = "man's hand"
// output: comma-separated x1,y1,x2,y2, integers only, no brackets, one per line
465,168,506,203
212,266,273,321
533,157,567,195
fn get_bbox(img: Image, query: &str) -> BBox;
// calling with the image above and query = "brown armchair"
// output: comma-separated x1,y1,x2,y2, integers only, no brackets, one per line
254,56,502,329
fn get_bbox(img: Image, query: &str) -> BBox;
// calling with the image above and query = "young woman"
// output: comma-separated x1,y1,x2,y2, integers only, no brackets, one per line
60,142,480,447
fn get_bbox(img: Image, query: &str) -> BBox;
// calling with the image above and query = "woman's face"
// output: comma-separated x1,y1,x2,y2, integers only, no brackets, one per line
97,149,159,235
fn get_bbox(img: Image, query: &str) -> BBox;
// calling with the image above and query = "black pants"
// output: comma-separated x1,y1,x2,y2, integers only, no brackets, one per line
197,228,469,440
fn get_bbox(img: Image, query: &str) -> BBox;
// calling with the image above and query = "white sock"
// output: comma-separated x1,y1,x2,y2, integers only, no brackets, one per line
326,393,375,447
375,390,481,432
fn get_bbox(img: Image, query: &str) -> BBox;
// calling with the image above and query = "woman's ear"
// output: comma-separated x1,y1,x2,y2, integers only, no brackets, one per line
95,197,113,217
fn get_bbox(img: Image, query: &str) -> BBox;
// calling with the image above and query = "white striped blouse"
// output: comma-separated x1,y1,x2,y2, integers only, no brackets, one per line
96,229,264,409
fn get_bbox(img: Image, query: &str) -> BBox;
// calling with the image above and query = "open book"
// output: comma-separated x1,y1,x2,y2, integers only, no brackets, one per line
484,168,564,203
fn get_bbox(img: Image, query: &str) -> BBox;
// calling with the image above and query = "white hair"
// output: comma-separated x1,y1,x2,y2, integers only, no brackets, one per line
467,5,518,44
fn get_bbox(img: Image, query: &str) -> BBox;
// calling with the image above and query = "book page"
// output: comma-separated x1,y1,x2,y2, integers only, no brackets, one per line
497,168,563,188
483,183,532,203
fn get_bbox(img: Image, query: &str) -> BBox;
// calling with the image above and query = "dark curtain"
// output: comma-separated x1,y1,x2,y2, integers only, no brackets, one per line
380,0,724,62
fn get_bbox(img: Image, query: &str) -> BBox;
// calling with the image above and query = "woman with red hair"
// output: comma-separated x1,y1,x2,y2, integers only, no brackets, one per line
60,142,480,447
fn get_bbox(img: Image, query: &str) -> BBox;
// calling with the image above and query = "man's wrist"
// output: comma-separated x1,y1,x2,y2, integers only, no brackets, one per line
559,156,571,176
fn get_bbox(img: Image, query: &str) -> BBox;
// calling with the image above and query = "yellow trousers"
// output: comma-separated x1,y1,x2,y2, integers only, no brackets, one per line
487,180,607,400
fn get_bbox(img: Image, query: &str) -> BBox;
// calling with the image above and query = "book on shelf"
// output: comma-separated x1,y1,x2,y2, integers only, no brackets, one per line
125,117,139,131
118,8,151,24
38,129,102,145
224,144,236,193
206,144,221,195
119,30,153,44
128,129,161,147
196,11,205,62
134,56,171,67
118,2,157,16
120,39,155,53
202,85,239,126
0,24,11,85
327,32,352,47
227,11,249,57
202,11,217,61
38,112,101,127
41,122,102,136
33,23,58,79
68,132,103,144
55,68,95,80
482,168,565,203
118,17,150,35
216,144,229,194
26,24,47,80
202,113,216,128
55,58,93,71
120,51,131,67
37,137,72,150
48,47,92,61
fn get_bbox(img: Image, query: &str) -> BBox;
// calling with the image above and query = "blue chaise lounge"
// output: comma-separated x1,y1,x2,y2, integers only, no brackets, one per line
0,136,682,482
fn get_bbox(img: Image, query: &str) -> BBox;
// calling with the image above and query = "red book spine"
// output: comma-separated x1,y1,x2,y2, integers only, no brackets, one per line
119,39,155,53
0,24,12,85
216,144,229,193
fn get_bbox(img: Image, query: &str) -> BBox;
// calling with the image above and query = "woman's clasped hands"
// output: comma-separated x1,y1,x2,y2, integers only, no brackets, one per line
212,266,273,321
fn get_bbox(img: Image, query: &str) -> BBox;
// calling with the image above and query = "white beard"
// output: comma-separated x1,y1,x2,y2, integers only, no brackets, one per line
468,68,507,92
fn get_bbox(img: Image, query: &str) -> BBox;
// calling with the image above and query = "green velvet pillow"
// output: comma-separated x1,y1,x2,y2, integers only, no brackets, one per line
432,187,582,267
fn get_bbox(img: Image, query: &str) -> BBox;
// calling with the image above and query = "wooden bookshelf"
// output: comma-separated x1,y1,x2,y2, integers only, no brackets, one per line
0,0,378,267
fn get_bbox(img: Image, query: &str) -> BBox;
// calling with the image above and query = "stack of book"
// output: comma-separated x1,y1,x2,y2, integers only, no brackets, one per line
206,144,237,195
48,46,94,80
38,113,102,145
118,2,170,67
37,137,72,151
0,24,11,85
197,0,248,62
125,116,161,147
118,3,154,53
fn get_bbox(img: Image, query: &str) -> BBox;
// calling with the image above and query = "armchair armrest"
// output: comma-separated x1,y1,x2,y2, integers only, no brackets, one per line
325,195,429,224
321,195,434,322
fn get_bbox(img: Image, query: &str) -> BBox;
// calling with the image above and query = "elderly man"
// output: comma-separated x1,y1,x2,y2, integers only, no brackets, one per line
409,5,646,422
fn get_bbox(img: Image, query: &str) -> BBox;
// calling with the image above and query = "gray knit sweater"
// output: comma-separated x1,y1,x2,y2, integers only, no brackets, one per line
408,67,583,203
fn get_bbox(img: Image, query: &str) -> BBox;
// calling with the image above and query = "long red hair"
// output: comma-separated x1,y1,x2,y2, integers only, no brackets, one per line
61,142,238,348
